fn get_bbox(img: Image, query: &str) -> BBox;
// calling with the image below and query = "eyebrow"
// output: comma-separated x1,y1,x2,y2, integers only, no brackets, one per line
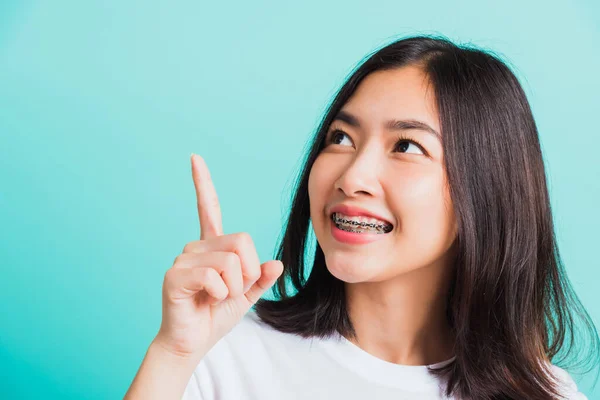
332,110,441,142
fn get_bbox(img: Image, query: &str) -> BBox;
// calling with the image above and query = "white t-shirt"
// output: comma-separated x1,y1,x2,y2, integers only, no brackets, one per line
181,309,587,400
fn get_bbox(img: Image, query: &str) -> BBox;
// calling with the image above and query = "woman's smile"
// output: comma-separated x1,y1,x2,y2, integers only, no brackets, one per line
330,216,393,245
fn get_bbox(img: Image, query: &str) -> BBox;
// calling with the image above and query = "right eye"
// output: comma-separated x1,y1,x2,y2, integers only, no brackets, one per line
327,129,353,147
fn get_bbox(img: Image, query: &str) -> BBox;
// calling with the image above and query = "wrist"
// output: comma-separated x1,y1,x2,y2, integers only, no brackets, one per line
148,338,204,371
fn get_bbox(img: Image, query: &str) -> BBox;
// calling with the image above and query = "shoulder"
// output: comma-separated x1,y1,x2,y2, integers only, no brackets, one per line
547,364,588,400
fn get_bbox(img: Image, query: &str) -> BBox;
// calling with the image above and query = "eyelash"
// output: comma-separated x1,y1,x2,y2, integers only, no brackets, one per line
325,129,428,155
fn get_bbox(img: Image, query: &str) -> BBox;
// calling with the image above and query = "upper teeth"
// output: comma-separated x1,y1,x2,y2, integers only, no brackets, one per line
333,212,391,228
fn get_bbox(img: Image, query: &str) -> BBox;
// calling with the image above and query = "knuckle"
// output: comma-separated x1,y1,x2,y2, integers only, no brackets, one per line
163,267,176,285
222,252,241,269
234,231,254,247
246,269,261,282
182,240,200,253
208,194,220,209
172,253,184,266
197,267,217,282
232,232,259,279
182,243,192,253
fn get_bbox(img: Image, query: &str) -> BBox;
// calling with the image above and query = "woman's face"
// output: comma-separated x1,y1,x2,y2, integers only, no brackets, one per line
308,65,457,283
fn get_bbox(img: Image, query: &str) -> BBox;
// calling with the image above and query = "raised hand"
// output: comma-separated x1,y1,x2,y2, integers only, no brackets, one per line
153,154,283,359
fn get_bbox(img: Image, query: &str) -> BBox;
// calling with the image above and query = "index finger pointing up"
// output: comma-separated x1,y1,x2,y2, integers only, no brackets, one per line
191,153,224,240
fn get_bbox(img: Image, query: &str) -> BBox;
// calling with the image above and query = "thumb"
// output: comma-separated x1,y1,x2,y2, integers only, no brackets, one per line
244,260,284,305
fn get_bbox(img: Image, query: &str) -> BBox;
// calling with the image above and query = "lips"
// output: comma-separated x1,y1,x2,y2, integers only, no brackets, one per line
328,204,394,227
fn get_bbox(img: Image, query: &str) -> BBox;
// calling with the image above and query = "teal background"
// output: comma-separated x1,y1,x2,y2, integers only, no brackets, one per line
1,0,599,398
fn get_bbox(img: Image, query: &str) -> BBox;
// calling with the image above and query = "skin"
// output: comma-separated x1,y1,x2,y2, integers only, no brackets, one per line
308,65,458,366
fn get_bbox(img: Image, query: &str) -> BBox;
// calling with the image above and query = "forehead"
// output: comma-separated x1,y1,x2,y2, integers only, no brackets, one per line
341,66,439,132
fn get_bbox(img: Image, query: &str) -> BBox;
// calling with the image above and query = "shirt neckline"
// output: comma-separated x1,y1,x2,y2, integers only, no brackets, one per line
315,331,456,392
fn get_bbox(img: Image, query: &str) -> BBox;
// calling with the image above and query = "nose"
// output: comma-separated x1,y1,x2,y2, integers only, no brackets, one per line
333,151,383,198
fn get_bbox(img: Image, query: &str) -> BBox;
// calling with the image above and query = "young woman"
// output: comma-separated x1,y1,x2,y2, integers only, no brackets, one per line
125,35,599,399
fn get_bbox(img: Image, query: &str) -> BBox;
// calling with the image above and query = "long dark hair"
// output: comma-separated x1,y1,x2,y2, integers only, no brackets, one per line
254,34,599,399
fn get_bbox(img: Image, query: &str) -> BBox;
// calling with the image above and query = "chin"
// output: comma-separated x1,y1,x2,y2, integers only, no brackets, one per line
324,254,383,284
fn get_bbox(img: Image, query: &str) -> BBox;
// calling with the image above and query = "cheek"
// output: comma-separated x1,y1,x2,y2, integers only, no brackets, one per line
390,167,443,206
389,169,455,247
308,156,330,219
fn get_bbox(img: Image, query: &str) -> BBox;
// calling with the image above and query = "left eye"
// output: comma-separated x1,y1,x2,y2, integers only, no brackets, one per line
395,140,424,155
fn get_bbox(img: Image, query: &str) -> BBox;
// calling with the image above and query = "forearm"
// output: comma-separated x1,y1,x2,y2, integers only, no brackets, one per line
124,340,202,400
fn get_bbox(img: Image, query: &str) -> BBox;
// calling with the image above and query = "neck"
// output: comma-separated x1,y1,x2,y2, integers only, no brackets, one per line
344,260,456,366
